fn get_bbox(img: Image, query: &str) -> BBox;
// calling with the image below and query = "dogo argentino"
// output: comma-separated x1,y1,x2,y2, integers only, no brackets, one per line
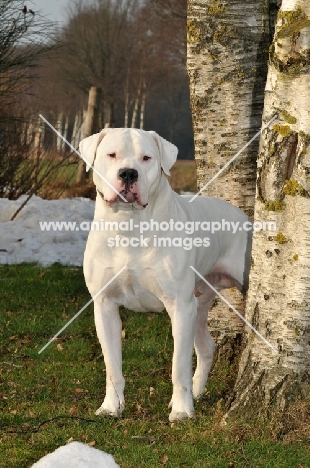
79,128,252,421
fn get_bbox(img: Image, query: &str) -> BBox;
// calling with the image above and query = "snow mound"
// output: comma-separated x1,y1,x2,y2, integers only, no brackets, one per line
31,442,120,468
0,195,94,266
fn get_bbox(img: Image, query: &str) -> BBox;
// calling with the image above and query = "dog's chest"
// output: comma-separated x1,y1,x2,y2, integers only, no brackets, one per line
118,268,165,312
120,288,164,313
84,233,171,313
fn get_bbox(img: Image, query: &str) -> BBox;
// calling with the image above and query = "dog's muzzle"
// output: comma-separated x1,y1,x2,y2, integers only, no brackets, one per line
97,167,148,209
117,167,138,184
117,167,140,204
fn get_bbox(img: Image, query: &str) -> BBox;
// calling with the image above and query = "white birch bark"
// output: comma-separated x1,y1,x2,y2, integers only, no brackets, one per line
131,77,142,128
227,0,310,416
139,78,146,130
24,120,35,146
56,113,64,152
22,121,29,146
62,116,69,152
187,0,271,354
124,67,130,128
33,130,41,190
71,113,80,149
72,111,85,150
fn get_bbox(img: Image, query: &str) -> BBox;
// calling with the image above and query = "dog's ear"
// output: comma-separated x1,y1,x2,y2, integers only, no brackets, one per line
79,128,110,172
148,131,178,176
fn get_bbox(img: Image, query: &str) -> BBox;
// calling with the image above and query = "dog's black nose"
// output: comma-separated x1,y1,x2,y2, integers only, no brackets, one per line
117,168,138,184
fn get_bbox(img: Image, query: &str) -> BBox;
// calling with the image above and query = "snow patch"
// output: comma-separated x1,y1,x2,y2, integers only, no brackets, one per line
0,196,94,266
31,442,120,468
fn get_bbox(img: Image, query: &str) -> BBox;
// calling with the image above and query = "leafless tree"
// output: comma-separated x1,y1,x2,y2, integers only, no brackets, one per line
0,1,54,107
45,0,188,128
25,0,192,159
0,0,61,199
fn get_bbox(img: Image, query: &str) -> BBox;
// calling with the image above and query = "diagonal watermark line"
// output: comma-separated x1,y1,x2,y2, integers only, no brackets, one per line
38,266,127,354
190,266,278,354
189,115,277,202
39,114,128,203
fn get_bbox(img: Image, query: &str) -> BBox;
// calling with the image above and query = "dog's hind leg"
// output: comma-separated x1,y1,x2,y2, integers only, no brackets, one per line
192,271,241,399
192,290,216,399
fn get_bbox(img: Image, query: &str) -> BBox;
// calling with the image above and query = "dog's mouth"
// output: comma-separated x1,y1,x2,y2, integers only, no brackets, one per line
97,188,148,209
118,189,138,204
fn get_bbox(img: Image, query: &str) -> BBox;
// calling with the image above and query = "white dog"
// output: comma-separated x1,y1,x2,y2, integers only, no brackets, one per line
79,128,252,421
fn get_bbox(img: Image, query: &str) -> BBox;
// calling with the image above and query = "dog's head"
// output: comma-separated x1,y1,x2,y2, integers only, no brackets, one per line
79,128,178,210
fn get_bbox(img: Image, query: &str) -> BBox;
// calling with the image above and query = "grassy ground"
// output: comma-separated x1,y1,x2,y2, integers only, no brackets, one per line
167,160,197,194
1,264,310,468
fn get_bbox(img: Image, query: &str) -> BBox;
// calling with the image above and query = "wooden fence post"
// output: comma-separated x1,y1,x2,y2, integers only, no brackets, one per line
77,86,103,183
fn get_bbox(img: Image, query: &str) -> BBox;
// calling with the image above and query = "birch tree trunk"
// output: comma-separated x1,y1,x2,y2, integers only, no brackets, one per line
187,0,271,356
227,0,310,417
131,77,143,128
140,78,146,130
62,116,69,152
124,67,130,128
72,112,81,150
56,113,64,152
33,126,42,193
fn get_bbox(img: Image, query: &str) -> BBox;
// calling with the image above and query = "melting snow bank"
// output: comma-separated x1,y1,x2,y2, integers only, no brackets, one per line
31,442,120,468
0,195,95,266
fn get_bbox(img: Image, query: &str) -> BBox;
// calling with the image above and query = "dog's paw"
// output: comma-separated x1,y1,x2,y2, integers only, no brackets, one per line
95,399,124,418
169,409,195,421
192,377,205,400
168,392,194,421
95,405,122,417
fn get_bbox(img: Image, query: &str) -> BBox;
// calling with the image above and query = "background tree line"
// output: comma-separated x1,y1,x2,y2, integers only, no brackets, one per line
0,0,192,200
31,0,193,159
0,0,58,198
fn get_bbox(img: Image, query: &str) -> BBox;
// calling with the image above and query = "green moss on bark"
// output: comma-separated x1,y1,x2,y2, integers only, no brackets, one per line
273,124,291,137
207,1,226,15
282,110,297,125
187,20,202,44
277,7,310,38
264,200,286,211
283,179,304,196
274,232,287,244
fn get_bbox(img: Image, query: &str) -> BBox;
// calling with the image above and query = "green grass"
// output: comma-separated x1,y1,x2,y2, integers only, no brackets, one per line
0,264,310,467
19,158,77,185
168,160,197,194
32,158,196,200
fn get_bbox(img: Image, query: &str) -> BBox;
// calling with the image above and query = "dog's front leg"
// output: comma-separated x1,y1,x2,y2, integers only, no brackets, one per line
94,299,125,417
167,298,197,421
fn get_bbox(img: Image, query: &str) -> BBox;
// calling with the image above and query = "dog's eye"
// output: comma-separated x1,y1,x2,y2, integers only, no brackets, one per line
108,153,116,158
143,156,151,161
